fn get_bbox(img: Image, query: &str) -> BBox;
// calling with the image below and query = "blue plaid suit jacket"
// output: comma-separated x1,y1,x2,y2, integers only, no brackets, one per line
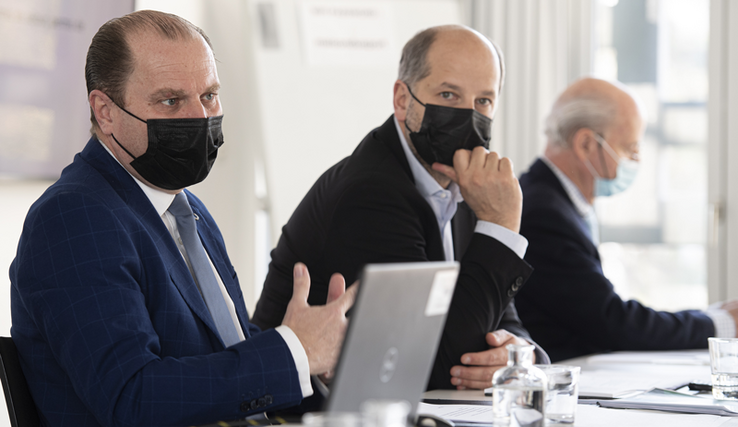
10,138,303,427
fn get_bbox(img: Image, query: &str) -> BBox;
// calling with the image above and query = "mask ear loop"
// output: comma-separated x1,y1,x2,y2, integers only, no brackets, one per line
107,96,148,160
108,96,148,124
593,133,611,179
403,82,426,135
403,82,427,107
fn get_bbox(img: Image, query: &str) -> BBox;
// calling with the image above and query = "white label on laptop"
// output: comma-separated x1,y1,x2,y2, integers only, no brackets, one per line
424,270,457,317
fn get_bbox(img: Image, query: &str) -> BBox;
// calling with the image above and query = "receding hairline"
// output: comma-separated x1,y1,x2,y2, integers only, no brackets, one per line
402,24,504,93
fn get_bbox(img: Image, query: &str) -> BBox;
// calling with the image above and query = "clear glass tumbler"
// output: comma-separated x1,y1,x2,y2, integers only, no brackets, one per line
709,337,738,400
491,344,547,427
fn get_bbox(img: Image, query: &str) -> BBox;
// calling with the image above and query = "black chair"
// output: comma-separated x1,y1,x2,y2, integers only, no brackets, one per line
0,337,40,427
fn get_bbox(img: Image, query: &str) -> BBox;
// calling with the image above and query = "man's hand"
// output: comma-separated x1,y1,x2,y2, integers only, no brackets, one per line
449,329,534,390
433,147,522,233
722,300,738,337
281,263,357,375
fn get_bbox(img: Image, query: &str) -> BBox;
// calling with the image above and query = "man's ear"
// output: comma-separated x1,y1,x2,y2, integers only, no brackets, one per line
89,89,115,136
393,80,410,122
571,128,596,162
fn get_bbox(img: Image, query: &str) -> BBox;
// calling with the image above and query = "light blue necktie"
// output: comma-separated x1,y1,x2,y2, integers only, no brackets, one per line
168,192,241,347
584,209,600,246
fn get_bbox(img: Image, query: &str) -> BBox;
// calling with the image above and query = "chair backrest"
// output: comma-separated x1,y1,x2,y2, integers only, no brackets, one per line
0,337,40,427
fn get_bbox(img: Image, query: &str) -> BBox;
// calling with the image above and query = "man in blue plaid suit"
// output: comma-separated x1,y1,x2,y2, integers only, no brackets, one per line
9,10,355,427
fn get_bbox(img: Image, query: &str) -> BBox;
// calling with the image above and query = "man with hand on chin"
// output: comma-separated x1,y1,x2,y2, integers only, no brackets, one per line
515,77,738,362
10,10,355,427
253,24,549,391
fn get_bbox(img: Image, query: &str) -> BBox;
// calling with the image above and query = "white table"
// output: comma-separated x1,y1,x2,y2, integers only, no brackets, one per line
421,349,738,426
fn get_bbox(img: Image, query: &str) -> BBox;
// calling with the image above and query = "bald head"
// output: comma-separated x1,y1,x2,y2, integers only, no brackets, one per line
545,78,642,149
542,78,645,202
545,78,642,148
398,25,504,94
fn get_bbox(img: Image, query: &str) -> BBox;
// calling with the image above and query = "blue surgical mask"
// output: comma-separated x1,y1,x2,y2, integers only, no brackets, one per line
584,134,639,197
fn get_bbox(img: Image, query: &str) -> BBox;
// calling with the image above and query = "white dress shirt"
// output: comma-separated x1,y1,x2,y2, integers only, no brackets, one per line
542,155,735,339
394,117,529,260
99,139,313,397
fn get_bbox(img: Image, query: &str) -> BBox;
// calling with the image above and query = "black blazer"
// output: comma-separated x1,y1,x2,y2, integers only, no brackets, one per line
253,116,535,389
516,158,715,362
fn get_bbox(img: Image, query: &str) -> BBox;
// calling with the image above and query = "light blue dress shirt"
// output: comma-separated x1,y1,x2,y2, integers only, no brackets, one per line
393,117,528,260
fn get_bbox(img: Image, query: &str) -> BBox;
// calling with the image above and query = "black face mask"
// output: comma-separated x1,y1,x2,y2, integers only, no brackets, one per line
404,84,492,167
111,103,224,190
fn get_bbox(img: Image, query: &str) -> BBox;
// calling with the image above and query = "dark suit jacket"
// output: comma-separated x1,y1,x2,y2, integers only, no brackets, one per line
252,116,535,390
10,139,303,427
516,158,715,362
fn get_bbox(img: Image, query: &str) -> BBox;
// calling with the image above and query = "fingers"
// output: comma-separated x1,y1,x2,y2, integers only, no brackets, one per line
721,300,738,313
291,263,311,306
485,329,515,348
326,273,346,304
450,365,505,389
334,281,359,314
459,344,508,367
498,156,514,174
468,146,492,171
431,163,458,182
432,148,511,183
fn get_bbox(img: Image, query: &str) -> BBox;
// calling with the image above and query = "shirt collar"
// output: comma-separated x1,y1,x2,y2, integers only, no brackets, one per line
98,138,175,216
541,155,592,218
393,117,463,204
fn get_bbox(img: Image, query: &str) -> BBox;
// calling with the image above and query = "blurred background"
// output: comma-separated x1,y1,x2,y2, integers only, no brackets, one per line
3,0,738,423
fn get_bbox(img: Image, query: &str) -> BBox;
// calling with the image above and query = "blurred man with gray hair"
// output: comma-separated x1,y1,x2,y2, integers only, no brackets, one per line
515,77,738,362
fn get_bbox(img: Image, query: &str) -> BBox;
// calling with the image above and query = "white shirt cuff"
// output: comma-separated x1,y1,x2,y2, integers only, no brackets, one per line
474,221,529,259
275,325,313,398
705,303,736,338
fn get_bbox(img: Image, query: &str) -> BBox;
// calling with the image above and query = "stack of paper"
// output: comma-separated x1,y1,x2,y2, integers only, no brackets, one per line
597,388,738,416
578,370,692,399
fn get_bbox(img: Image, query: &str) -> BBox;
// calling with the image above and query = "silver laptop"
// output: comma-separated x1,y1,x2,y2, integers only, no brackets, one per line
324,261,460,417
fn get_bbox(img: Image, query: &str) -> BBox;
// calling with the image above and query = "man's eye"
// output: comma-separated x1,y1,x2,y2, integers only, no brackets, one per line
440,92,454,99
161,98,177,106
477,98,492,106
204,93,216,101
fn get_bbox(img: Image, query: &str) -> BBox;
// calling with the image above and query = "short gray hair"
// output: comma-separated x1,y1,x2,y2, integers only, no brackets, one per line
398,27,438,89
544,98,618,148
398,27,505,93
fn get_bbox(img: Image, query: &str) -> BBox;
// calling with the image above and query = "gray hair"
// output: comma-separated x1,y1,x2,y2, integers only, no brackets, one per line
544,97,618,148
398,27,505,93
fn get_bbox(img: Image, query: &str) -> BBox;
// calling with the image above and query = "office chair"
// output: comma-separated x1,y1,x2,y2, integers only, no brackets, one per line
0,337,40,427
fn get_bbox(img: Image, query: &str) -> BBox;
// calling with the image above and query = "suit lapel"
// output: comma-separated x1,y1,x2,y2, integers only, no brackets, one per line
375,115,450,262
532,159,599,253
189,200,251,338
377,115,414,184
81,140,225,345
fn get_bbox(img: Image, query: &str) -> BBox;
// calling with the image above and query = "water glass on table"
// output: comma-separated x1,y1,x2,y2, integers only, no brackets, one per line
709,337,738,400
534,365,580,425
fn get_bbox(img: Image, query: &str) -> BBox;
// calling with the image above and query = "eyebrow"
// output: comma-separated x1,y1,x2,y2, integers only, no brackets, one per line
439,82,497,98
147,84,221,103
148,88,186,103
